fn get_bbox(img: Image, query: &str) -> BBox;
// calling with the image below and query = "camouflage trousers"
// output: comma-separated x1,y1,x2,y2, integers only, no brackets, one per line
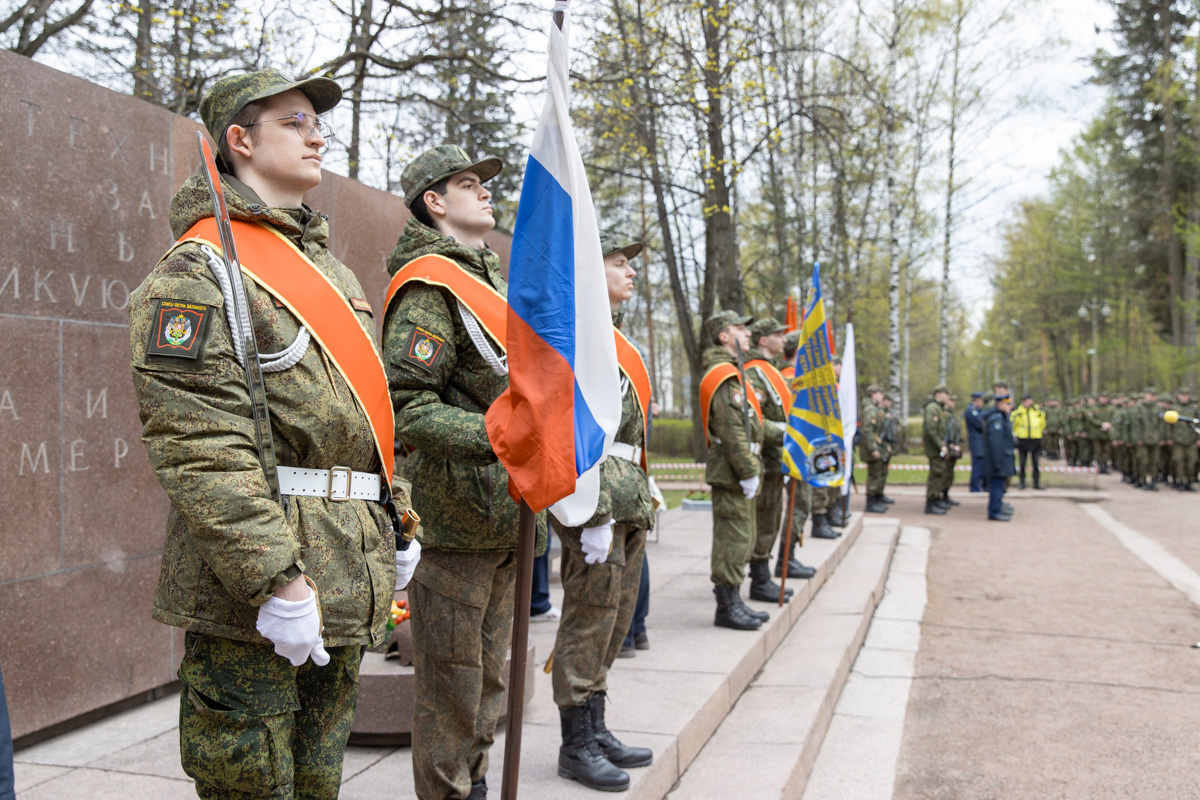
927,456,953,499
1093,439,1112,468
1076,438,1093,466
1043,433,1059,458
785,480,811,545
1172,443,1198,483
751,471,785,563
552,522,646,708
178,632,362,800
409,548,516,800
1065,436,1077,462
1135,444,1157,482
711,486,756,587
865,458,887,496
811,485,840,515
1160,445,1173,477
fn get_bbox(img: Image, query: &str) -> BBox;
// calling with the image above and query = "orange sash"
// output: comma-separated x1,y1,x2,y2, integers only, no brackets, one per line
179,219,394,486
384,255,508,351
782,365,795,380
614,329,651,470
699,363,763,445
745,359,792,415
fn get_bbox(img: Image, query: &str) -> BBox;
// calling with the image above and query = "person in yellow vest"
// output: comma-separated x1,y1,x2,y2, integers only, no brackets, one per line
700,310,768,630
1010,394,1047,490
129,70,409,799
548,232,656,792
382,146,548,800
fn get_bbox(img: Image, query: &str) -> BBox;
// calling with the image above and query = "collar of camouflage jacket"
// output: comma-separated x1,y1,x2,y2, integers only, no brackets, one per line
169,171,329,249
386,216,501,286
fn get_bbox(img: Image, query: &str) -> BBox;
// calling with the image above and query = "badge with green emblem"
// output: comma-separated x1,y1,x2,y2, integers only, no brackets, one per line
402,325,446,373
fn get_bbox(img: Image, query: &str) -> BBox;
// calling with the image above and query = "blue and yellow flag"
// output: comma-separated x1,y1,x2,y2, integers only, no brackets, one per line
782,263,845,487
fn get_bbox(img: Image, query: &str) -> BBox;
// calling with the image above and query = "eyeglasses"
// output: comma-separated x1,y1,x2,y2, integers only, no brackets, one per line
242,112,334,145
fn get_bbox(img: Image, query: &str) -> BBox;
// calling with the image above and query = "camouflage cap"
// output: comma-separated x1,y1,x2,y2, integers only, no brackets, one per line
599,232,643,260
1176,386,1192,395
200,68,342,156
932,383,951,395
401,145,503,207
749,317,787,340
1158,394,1172,402
866,383,884,395
1143,386,1158,395
703,309,753,343
784,330,802,350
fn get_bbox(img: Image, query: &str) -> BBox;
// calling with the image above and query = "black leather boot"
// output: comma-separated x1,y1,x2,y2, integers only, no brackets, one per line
465,777,487,799
558,705,630,791
865,494,888,513
748,560,791,603
774,535,815,579
882,494,895,504
924,499,947,515
940,491,959,506
714,585,761,630
810,513,839,538
588,692,652,768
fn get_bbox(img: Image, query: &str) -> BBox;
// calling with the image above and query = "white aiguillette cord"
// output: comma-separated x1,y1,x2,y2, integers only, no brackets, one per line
458,300,508,377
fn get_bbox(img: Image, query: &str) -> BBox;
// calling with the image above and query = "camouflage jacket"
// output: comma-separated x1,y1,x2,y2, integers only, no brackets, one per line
859,400,885,461
130,174,397,647
1130,400,1159,444
382,217,546,553
743,347,786,472
1111,406,1128,442
702,347,764,488
577,317,654,530
922,398,950,458
1044,407,1061,434
1085,403,1113,441
1169,402,1200,445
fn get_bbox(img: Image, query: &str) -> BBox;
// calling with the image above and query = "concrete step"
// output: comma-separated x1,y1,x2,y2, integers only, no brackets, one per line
666,516,902,800
337,508,872,799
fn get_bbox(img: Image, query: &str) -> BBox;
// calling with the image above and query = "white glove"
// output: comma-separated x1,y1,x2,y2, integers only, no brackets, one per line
580,522,614,565
395,539,422,590
740,475,760,498
256,583,329,667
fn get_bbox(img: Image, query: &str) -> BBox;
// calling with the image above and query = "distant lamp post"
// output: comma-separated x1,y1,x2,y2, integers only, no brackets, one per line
1078,298,1111,394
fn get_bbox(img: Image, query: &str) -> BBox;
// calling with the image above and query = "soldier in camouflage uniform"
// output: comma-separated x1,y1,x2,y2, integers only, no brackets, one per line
777,331,816,579
744,317,806,599
1063,399,1079,465
702,311,768,631
1157,394,1175,483
1131,388,1160,489
129,70,407,799
860,385,888,513
1167,388,1199,491
1086,392,1114,473
923,385,954,515
550,233,655,792
382,146,548,800
1043,398,1061,459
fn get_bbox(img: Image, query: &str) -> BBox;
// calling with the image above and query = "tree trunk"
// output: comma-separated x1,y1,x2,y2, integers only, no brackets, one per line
939,0,962,384
702,0,742,313
1161,0,1182,349
133,0,156,102
886,1,901,396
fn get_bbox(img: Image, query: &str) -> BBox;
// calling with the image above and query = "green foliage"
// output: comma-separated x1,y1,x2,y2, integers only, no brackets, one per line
649,418,697,459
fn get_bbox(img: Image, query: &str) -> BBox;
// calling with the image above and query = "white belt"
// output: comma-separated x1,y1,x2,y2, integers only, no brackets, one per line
278,466,381,502
609,442,643,464
711,438,761,455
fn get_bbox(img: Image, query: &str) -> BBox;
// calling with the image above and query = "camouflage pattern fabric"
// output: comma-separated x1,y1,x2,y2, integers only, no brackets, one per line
408,548,516,800
400,145,503,207
744,346,786,472
583,325,654,530
178,632,361,800
552,522,647,708
750,472,785,563
702,347,764,489
711,485,756,587
701,346,762,587
383,216,547,554
745,347,786,563
130,173,396,647
811,485,840,515
786,479,812,540
922,397,951,500
860,399,887,495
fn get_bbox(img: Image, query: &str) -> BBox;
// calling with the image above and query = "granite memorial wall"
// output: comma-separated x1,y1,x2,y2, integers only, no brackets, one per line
0,50,511,742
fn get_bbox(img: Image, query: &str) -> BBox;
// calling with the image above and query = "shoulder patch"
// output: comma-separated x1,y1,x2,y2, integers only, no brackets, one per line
402,325,447,373
146,299,212,360
350,297,373,314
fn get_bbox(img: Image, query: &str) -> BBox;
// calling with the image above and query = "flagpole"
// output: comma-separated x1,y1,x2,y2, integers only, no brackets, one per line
779,479,796,607
501,499,537,800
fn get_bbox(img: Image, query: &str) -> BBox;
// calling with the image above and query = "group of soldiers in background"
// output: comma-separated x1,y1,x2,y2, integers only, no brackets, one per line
1042,388,1200,491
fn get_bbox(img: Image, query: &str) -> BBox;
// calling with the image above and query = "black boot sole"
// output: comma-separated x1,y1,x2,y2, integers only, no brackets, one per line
749,585,791,603
557,765,630,792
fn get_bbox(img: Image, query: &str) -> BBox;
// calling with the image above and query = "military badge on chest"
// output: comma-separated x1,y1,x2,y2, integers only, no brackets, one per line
146,299,212,360
402,325,447,373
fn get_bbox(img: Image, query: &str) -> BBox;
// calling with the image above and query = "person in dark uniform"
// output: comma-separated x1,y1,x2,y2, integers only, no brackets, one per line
983,391,1016,521
965,391,987,492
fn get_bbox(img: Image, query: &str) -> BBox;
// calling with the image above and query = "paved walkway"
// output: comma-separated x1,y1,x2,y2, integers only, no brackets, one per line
13,471,1200,799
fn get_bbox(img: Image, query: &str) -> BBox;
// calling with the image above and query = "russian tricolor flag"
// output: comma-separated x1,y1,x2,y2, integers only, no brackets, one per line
484,3,621,525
